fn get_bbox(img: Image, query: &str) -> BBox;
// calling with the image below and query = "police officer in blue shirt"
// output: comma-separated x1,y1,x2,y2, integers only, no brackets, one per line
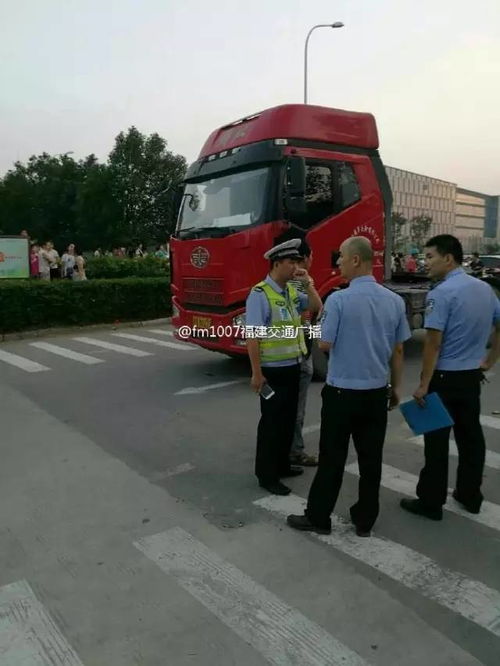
401,234,500,520
246,238,322,496
287,236,411,536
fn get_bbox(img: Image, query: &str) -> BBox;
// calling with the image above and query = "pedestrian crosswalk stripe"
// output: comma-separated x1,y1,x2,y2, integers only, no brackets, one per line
255,494,500,638
147,328,173,336
112,332,192,351
345,463,500,532
135,527,370,666
30,341,104,365
303,414,500,438
0,580,84,665
0,349,50,373
481,415,500,430
74,336,153,357
409,435,500,471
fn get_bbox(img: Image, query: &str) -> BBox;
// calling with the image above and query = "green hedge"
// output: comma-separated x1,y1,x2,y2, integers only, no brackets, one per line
85,255,169,279
0,278,171,333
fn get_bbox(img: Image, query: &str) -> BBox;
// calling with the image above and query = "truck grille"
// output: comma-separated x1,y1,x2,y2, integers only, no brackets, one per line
182,278,224,306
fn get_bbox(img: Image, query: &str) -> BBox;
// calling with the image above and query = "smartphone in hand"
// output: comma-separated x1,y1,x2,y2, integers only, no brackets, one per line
259,383,275,400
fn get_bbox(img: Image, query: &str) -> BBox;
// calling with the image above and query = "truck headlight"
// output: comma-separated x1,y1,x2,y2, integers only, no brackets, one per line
232,313,246,327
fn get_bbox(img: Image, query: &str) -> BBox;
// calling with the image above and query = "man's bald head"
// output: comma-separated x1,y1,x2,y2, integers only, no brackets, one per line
338,236,374,281
341,236,373,263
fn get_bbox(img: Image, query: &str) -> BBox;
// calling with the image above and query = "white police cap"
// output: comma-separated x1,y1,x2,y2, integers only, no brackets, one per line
264,238,302,261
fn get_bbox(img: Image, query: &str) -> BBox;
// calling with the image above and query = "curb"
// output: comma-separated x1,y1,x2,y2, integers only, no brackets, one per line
0,317,172,343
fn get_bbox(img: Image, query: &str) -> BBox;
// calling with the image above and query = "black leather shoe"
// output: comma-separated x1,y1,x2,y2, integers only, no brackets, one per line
286,514,331,535
259,481,291,496
452,490,481,514
280,466,304,479
355,527,371,537
400,498,443,521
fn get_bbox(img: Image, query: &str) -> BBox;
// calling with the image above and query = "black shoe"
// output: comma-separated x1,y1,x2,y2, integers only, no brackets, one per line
452,490,481,514
259,481,291,496
280,466,304,479
355,527,371,537
400,498,443,521
286,514,331,535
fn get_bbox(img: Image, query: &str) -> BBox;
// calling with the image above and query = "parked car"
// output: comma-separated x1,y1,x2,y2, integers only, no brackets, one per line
479,255,500,275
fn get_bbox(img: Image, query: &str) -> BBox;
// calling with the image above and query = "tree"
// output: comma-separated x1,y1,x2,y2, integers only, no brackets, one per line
0,128,187,251
391,211,408,252
409,215,432,251
0,152,86,247
107,127,186,246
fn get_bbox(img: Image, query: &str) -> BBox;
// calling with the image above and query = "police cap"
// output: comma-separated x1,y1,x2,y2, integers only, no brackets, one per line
263,238,301,261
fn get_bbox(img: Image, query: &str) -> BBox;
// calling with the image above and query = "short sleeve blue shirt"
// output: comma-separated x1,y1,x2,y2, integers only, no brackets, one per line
424,268,500,370
321,276,411,389
245,275,308,367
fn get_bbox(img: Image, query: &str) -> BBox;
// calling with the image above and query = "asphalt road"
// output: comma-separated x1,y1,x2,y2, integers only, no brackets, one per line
0,324,499,666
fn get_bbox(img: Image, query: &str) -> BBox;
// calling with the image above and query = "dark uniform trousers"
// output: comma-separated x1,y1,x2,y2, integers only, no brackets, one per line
417,369,485,511
255,364,301,484
306,384,388,532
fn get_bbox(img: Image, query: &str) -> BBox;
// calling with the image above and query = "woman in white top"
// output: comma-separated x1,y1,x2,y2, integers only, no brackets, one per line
38,242,52,280
61,243,76,278
46,241,61,279
72,249,87,281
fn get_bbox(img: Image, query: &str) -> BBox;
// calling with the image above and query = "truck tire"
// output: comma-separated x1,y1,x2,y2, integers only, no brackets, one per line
311,339,328,382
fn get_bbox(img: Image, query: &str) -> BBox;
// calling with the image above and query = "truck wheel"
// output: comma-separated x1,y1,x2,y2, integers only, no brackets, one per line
311,339,328,382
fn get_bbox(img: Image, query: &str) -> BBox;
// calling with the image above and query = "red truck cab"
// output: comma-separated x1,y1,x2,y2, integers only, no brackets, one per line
170,104,424,372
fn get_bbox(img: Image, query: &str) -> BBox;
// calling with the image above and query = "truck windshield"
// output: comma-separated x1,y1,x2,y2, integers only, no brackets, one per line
178,167,270,236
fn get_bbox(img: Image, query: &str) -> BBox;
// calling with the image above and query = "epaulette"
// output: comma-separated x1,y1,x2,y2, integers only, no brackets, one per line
253,281,266,292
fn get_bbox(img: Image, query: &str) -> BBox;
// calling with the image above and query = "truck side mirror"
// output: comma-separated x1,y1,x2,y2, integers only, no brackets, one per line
284,156,307,220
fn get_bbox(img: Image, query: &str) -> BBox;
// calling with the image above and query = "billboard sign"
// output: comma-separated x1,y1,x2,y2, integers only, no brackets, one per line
0,236,30,279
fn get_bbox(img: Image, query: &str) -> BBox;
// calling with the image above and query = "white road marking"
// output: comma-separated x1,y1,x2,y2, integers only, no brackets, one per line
303,424,320,435
255,494,500,638
175,379,245,395
149,463,195,481
135,527,370,666
147,328,174,336
74,336,152,357
481,415,500,430
409,435,500,471
0,580,84,665
345,462,500,532
29,341,104,365
0,349,50,373
112,332,192,351
303,412,500,437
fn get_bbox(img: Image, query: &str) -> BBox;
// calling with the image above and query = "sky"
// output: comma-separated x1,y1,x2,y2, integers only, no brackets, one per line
1,0,499,193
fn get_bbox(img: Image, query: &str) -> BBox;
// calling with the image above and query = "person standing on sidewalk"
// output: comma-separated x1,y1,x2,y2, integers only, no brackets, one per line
287,236,411,536
401,235,500,521
246,238,322,496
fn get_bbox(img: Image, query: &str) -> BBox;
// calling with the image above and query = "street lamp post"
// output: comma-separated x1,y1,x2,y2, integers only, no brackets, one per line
304,22,344,104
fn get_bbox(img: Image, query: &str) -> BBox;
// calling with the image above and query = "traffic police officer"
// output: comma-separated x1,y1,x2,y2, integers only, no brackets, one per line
287,236,411,536
246,238,322,495
401,234,500,520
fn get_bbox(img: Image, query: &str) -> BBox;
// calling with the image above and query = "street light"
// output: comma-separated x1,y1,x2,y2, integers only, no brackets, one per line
304,22,344,104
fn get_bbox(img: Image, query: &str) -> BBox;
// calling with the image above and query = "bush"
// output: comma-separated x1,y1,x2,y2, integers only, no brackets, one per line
0,278,171,333
85,255,169,279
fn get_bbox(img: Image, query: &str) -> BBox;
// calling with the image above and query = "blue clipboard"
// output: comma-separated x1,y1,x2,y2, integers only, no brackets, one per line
400,393,454,436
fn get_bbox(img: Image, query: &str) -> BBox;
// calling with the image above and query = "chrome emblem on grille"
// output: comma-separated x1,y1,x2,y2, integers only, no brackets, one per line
190,246,210,269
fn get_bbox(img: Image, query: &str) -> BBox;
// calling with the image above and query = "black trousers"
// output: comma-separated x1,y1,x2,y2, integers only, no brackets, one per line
255,364,301,484
306,384,388,531
417,369,485,510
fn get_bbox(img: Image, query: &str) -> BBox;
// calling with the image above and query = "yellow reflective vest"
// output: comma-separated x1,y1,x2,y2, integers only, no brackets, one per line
253,281,307,363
